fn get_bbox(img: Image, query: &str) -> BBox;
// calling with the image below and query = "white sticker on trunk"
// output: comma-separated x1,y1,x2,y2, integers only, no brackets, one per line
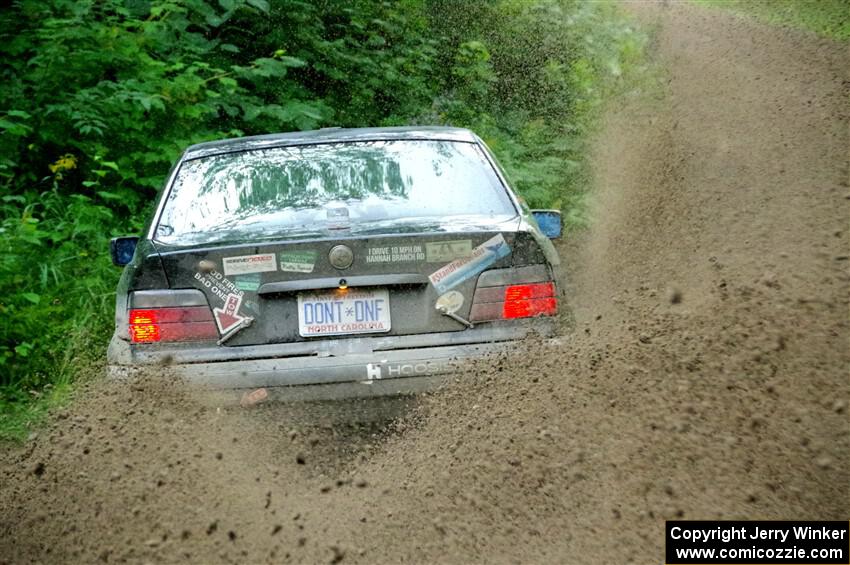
222,253,277,276
435,290,464,314
429,234,511,294
280,250,316,273
426,240,472,262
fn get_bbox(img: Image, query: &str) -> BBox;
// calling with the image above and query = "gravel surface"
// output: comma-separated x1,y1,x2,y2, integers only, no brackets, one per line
1,3,848,564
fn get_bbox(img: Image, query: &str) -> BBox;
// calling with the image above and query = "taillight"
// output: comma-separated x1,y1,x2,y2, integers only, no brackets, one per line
129,306,218,344
470,281,557,322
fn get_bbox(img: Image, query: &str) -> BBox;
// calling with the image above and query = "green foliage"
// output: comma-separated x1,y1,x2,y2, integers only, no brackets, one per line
692,0,850,40
429,0,648,217
0,0,645,439
0,188,115,376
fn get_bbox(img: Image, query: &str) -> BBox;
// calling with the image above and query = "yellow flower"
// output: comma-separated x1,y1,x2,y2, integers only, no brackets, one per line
49,153,77,174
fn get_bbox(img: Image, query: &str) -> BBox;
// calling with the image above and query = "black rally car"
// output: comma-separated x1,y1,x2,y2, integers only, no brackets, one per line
107,126,562,399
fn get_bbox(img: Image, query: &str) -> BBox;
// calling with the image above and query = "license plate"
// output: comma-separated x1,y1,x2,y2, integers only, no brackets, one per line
297,288,391,337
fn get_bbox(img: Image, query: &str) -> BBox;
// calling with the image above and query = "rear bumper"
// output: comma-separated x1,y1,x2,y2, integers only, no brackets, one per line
108,341,505,392
107,321,556,399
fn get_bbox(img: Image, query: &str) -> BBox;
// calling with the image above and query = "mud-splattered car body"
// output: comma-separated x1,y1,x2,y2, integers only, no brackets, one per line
107,127,562,399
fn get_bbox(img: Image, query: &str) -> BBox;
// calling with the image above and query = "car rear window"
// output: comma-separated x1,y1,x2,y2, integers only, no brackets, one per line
154,140,517,245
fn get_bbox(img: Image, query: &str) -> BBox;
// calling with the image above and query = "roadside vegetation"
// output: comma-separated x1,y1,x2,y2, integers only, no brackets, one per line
0,0,646,440
692,0,850,40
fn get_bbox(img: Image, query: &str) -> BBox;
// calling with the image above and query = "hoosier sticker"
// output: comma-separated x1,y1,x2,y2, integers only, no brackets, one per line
222,253,276,276
429,234,511,293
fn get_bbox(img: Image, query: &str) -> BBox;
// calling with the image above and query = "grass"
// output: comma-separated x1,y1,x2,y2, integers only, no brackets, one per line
692,0,850,40
0,378,72,441
0,320,107,442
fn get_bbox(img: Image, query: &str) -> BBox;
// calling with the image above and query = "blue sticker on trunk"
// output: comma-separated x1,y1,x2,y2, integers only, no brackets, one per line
234,273,262,292
428,234,511,293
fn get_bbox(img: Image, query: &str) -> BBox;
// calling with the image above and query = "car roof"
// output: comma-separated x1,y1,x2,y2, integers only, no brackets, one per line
182,126,479,160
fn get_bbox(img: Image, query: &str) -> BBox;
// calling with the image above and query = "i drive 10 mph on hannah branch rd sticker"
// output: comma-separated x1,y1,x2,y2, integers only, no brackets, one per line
297,288,391,337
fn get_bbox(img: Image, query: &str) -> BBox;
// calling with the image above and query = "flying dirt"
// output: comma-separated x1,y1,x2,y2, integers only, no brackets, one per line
1,3,848,564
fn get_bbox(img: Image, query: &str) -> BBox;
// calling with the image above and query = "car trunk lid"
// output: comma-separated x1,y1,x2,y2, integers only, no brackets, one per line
154,217,541,347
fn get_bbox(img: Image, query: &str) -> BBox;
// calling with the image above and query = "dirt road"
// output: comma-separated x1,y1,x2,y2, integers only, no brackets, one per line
1,3,848,564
